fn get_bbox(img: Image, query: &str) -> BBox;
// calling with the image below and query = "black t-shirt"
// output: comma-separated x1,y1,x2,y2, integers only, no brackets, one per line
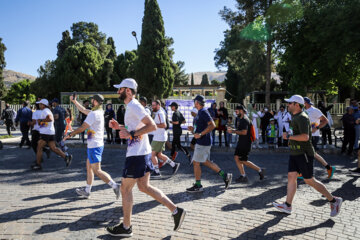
172,110,185,135
236,115,251,150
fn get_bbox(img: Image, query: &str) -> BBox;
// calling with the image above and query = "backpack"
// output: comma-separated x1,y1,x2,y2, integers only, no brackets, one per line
249,123,256,143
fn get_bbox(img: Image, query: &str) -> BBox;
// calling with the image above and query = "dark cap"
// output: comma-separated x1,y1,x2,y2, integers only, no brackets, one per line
92,94,104,104
193,95,205,104
52,98,59,103
304,97,313,105
170,102,178,108
139,96,147,103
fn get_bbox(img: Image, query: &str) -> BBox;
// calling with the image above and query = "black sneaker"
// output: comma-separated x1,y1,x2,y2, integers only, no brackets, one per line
350,168,360,173
186,184,203,193
259,168,265,180
173,207,186,231
172,163,180,175
65,154,73,167
224,173,232,189
106,223,132,237
235,176,248,183
150,171,162,179
31,163,42,170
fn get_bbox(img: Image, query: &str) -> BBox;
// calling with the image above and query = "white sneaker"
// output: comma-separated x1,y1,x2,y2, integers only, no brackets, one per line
76,187,90,198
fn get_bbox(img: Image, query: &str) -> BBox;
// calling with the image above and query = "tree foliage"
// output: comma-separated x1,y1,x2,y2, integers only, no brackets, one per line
0,38,7,99
201,74,210,85
5,79,36,104
191,73,194,85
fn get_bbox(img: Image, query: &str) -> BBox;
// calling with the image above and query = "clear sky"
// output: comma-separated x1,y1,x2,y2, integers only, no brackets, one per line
0,0,235,77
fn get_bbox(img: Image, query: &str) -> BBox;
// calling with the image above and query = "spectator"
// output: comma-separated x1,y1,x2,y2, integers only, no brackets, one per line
266,118,278,148
1,103,15,136
341,107,356,156
226,116,233,147
104,103,115,144
318,101,334,148
15,101,32,148
115,105,126,144
351,99,360,150
218,101,229,147
247,104,262,148
52,98,66,146
208,102,218,145
64,108,73,135
78,100,91,143
274,105,289,147
259,107,273,144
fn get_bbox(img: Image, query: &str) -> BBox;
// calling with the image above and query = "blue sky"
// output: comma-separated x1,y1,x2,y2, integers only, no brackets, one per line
0,0,235,77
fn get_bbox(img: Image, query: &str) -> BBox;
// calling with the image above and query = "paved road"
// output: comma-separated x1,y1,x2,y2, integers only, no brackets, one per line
0,146,359,239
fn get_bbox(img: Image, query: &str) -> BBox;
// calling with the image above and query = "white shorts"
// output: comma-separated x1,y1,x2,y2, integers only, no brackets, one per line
192,144,211,163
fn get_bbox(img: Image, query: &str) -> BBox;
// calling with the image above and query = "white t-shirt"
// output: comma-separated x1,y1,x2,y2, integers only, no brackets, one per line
305,106,324,137
32,110,42,131
39,108,55,135
125,99,152,157
152,109,167,142
84,110,105,148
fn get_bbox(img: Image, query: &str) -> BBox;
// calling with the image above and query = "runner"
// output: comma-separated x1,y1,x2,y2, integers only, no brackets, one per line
149,100,180,179
272,95,342,217
228,105,265,183
106,78,185,237
189,107,198,150
303,97,336,179
63,94,120,199
15,101,32,148
170,102,191,163
186,95,232,192
1,104,15,136
31,99,72,170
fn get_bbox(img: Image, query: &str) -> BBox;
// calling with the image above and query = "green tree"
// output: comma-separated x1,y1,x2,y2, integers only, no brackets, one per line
106,37,117,61
191,73,194,85
57,30,72,58
211,79,221,86
0,38,7,99
5,79,36,104
201,74,209,85
31,60,56,99
173,61,188,86
112,50,137,87
135,0,174,99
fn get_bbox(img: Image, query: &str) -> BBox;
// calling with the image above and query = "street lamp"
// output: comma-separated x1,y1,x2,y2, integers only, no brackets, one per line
131,31,139,48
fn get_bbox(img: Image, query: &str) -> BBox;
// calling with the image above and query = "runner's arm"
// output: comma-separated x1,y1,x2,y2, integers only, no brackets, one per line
70,96,91,115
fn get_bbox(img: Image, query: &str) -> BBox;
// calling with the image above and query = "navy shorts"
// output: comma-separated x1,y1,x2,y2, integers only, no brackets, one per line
122,154,154,179
288,154,314,179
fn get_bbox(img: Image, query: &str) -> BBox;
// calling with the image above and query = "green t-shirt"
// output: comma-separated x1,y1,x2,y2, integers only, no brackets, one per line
289,111,315,156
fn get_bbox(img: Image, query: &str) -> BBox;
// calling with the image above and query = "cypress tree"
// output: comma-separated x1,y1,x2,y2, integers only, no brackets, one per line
135,0,174,99
191,73,194,85
0,38,7,98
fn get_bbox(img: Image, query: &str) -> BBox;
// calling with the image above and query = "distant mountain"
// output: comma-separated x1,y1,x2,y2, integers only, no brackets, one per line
187,71,226,85
3,69,36,88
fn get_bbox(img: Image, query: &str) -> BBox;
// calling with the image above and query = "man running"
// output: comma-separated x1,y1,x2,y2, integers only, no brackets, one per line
31,99,72,170
303,97,336,179
227,105,265,183
63,94,120,199
15,101,32,148
272,95,342,217
186,95,232,192
106,78,185,237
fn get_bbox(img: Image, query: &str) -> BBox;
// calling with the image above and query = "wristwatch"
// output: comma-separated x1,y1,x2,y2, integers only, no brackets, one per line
199,133,202,137
130,131,135,139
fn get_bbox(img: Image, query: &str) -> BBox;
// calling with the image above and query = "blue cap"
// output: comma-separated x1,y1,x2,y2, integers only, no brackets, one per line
194,95,205,104
52,98,59,103
303,97,313,105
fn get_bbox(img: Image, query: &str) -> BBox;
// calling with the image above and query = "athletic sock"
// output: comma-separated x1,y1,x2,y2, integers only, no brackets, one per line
154,165,160,173
241,174,246,177
123,224,130,230
85,184,92,193
325,165,331,170
330,198,336,203
258,169,262,173
285,202,291,207
172,208,178,215
218,170,226,180
108,180,117,189
195,180,201,187
166,158,175,167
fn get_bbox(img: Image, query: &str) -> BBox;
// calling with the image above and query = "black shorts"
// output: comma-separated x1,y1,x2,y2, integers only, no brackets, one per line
122,154,154,179
288,154,314,179
40,134,55,143
234,145,250,161
312,136,320,150
191,137,196,145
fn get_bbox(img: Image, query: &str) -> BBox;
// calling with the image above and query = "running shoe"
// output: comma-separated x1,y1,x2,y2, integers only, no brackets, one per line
150,171,162,179
106,223,133,237
259,168,266,180
158,159,166,168
113,184,121,200
327,166,336,179
172,163,180,175
31,163,42,171
272,202,292,214
350,168,360,173
171,152,178,161
186,184,203,193
65,154,73,167
297,173,303,180
173,207,186,231
330,196,343,217
224,173,232,189
76,187,90,198
235,176,248,183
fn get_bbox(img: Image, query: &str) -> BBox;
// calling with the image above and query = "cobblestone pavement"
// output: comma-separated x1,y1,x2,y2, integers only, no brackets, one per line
0,145,359,240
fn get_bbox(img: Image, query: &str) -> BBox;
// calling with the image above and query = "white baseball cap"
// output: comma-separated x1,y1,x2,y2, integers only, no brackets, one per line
113,78,138,91
36,99,49,106
191,107,198,114
284,95,304,105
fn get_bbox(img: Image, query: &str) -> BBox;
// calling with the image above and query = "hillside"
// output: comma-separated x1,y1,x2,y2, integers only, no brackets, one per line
187,71,226,85
3,69,36,88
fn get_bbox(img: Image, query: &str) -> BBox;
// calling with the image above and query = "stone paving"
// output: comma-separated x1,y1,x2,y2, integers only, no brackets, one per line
0,143,359,239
